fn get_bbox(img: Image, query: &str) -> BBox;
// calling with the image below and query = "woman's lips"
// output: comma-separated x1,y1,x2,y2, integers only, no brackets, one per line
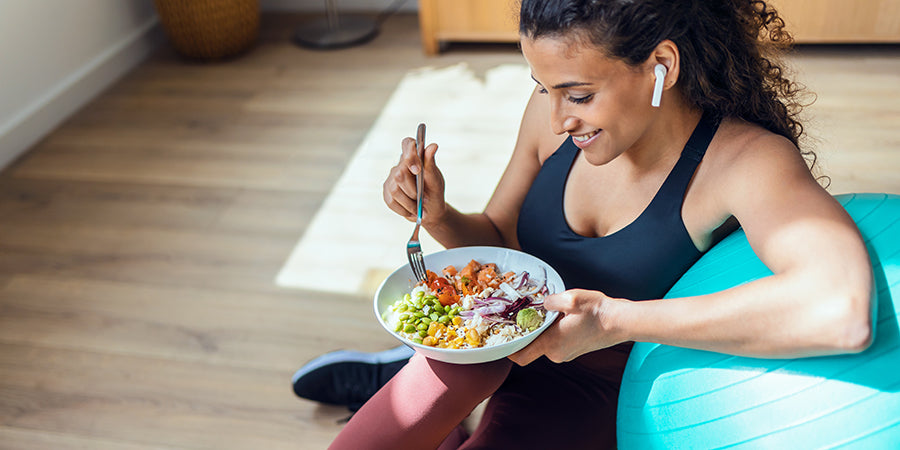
571,129,601,149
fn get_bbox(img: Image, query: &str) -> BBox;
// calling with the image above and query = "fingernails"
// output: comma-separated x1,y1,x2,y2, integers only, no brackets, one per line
409,164,420,174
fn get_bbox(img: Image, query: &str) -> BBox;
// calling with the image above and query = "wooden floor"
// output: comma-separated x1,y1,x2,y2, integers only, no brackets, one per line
0,13,897,450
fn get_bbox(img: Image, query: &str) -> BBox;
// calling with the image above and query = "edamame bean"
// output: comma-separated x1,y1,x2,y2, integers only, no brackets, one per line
429,312,440,321
439,315,450,324
417,323,428,331
404,324,416,333
398,313,410,321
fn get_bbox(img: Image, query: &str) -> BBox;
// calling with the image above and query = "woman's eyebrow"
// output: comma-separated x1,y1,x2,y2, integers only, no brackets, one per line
530,74,591,89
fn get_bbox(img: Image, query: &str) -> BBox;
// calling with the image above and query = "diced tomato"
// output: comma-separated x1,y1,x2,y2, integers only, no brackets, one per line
436,288,459,306
428,275,460,306
425,270,440,284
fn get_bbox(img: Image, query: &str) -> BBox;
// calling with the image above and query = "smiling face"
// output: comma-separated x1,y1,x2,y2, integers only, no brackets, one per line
521,35,660,166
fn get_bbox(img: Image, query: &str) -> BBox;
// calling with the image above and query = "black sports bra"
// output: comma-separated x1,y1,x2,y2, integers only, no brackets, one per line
517,113,720,300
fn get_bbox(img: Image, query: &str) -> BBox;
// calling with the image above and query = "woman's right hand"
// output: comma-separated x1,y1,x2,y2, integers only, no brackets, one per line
382,136,446,226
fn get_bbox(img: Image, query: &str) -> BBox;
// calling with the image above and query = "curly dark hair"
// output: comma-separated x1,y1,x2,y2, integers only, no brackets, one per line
519,0,818,172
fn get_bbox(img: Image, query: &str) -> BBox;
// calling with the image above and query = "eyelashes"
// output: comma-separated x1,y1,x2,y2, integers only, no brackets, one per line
569,95,593,104
535,85,593,105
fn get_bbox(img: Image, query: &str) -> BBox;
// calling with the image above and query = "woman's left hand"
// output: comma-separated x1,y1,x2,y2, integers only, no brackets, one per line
509,289,627,366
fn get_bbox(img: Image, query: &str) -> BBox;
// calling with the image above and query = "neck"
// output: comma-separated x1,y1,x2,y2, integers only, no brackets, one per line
621,101,703,176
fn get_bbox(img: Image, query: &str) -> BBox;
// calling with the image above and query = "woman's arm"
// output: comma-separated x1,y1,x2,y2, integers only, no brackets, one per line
614,132,874,358
383,87,552,249
512,130,874,365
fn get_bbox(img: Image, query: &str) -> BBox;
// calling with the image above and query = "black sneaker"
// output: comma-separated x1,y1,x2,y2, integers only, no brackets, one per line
291,345,414,411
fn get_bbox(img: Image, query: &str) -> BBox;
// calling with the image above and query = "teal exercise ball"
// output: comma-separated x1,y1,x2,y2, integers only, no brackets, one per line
617,193,900,449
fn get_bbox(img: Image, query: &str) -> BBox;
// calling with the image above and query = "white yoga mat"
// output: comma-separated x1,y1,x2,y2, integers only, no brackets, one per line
276,64,535,296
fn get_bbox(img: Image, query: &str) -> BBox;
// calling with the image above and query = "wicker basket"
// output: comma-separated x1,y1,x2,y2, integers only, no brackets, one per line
153,0,260,60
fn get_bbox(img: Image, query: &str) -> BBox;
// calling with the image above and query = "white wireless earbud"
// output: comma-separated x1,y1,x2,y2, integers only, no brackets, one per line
652,63,667,107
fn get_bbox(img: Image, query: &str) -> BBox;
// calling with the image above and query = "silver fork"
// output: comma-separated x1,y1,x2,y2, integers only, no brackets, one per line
406,123,428,283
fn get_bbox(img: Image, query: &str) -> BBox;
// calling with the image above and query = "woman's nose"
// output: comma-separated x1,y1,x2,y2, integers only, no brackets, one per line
551,112,578,135
550,105,578,136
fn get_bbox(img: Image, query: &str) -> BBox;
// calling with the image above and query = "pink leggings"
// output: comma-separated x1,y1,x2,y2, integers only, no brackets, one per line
330,343,632,450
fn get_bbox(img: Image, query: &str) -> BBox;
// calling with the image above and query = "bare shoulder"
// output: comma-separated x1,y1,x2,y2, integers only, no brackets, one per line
517,87,567,164
482,87,565,246
684,117,839,249
701,118,820,204
708,119,809,179
698,118,859,253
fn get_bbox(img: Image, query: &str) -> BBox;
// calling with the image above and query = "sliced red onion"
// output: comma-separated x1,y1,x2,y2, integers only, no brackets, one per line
518,267,548,297
499,297,532,319
515,272,529,290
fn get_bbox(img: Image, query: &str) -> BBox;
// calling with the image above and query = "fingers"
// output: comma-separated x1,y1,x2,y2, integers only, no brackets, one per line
421,143,439,176
400,136,422,175
385,198,416,221
543,290,577,313
383,137,441,221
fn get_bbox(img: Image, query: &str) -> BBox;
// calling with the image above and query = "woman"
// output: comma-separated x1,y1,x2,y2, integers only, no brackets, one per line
297,1,874,448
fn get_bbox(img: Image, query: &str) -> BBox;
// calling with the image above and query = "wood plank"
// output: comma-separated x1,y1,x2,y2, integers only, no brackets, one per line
0,275,395,371
0,426,161,450
771,0,900,43
0,342,343,449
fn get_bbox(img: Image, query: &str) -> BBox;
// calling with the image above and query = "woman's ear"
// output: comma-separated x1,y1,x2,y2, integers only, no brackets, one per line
648,39,680,106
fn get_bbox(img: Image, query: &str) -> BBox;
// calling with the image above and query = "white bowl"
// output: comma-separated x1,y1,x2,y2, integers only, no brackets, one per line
374,246,564,364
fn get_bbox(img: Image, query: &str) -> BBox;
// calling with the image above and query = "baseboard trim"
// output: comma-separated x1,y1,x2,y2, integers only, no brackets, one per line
0,17,164,171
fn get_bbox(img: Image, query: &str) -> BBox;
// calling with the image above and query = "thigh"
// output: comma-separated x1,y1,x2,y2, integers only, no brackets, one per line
331,353,512,450
460,345,632,450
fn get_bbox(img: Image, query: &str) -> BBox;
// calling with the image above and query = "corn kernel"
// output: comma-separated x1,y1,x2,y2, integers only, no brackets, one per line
465,328,481,347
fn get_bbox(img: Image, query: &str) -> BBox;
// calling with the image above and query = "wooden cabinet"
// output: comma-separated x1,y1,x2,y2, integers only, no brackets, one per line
418,0,519,55
770,0,900,43
417,0,900,55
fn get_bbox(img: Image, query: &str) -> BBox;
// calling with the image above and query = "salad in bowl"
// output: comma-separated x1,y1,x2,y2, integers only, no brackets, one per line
375,247,564,364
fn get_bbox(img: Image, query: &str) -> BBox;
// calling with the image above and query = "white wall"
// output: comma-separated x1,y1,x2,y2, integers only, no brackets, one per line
0,1,161,170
